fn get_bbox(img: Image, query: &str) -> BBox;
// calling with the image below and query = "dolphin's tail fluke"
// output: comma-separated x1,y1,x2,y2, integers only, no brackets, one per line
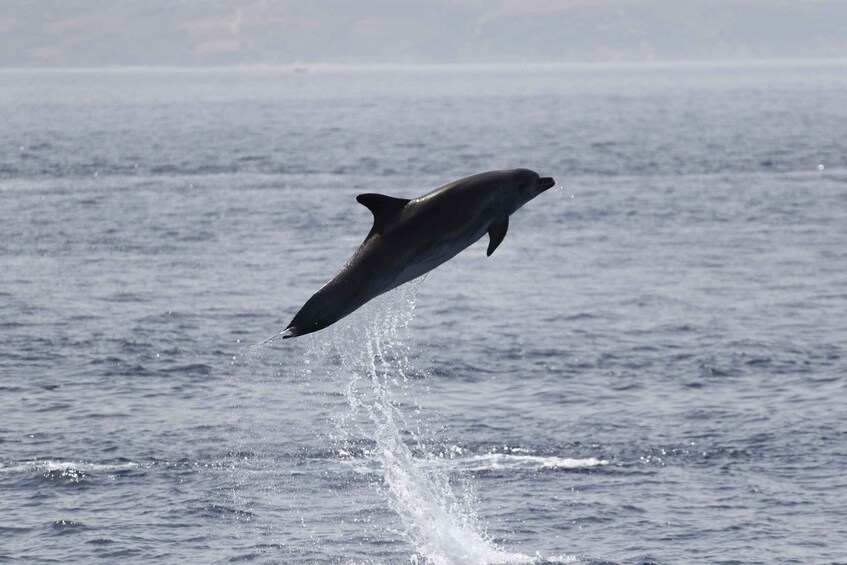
259,326,298,345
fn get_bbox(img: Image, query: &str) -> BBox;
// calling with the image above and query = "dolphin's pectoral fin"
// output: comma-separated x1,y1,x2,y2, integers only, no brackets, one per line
487,217,509,256
356,193,411,234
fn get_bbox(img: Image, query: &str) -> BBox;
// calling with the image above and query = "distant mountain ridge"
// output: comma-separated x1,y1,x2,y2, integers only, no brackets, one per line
3,0,846,66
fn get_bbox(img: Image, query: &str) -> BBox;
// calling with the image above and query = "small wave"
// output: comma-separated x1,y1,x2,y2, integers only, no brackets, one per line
0,459,141,480
163,363,213,375
336,451,608,478
335,442,607,473
455,454,608,473
48,519,89,535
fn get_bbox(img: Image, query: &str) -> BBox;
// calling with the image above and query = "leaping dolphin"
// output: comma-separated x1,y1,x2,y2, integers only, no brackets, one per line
278,168,556,339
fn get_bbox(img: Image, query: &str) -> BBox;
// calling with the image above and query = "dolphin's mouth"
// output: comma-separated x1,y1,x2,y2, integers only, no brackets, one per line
537,176,555,191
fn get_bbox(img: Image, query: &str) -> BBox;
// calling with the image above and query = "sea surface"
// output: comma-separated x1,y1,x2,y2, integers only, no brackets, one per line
1,61,846,564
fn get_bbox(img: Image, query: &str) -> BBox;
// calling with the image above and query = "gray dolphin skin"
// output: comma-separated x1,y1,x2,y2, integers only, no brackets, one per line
280,168,556,339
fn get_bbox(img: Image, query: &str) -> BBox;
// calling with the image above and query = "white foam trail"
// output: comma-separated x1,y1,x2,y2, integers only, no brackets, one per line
311,281,553,565
338,452,607,476
0,460,140,476
455,454,608,473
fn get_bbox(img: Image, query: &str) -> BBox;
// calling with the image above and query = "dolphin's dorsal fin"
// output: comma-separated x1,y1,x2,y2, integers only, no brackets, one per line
357,193,410,234
487,217,509,256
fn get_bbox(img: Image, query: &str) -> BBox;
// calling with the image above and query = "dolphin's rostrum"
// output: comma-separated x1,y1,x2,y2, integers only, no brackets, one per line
281,168,555,339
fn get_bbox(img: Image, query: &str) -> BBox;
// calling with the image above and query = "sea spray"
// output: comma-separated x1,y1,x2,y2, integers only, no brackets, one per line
305,281,536,564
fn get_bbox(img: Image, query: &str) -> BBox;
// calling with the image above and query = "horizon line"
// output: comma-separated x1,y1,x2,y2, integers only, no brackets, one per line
2,57,847,73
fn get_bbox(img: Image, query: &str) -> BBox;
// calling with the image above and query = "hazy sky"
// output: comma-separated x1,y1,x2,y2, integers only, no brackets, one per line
3,0,846,67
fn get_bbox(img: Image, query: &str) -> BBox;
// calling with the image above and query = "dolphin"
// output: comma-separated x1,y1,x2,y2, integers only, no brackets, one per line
278,168,555,339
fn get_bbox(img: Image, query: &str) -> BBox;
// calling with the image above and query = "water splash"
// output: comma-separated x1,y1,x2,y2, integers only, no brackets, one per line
303,281,540,565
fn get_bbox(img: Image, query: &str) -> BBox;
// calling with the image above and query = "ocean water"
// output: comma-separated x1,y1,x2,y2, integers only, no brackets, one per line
1,61,846,564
